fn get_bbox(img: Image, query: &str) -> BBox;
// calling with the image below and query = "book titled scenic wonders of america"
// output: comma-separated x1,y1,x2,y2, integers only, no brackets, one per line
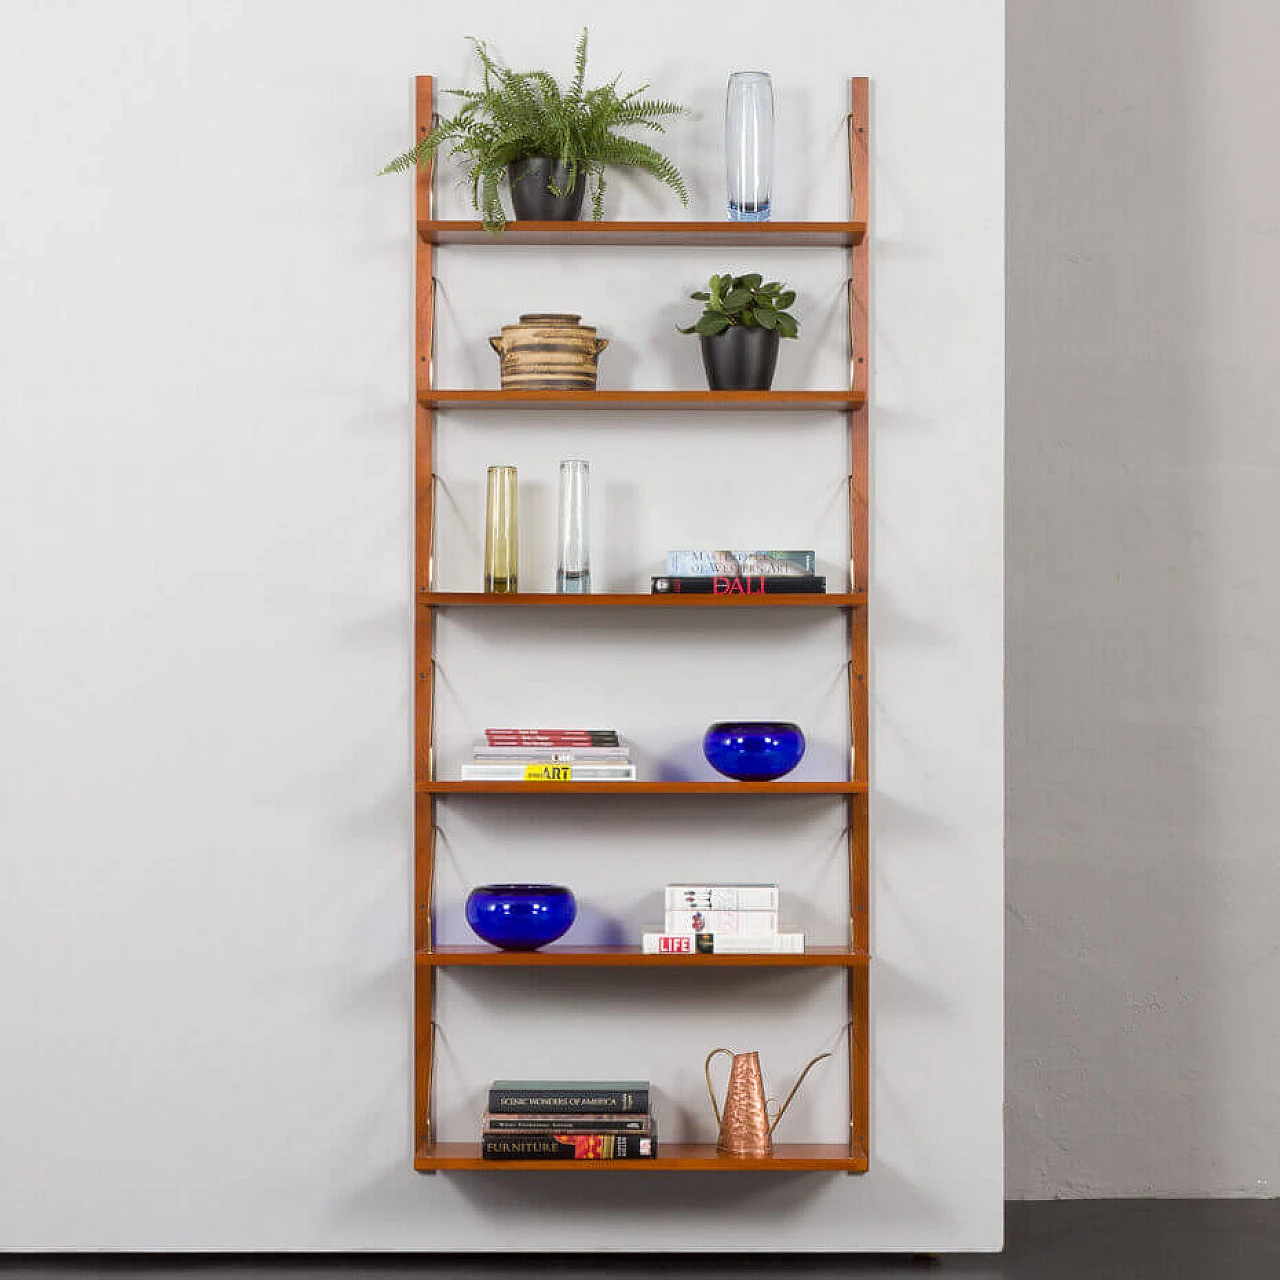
486,1080,650,1114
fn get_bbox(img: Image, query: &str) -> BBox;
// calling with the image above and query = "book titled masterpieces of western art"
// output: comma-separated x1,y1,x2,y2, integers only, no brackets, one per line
486,1080,650,1115
665,550,817,576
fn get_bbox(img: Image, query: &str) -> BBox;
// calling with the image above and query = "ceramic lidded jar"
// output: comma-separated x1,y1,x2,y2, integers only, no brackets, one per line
488,313,609,390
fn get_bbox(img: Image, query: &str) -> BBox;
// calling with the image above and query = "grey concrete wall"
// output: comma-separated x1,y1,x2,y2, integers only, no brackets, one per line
1007,0,1280,1196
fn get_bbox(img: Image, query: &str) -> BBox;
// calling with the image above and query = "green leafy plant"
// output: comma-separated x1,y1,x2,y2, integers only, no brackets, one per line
379,29,688,235
677,273,800,338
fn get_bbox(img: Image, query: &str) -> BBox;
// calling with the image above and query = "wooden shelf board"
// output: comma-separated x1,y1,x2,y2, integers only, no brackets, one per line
418,220,866,247
419,390,863,412
418,945,868,969
418,780,865,796
415,1141,868,1172
420,591,865,609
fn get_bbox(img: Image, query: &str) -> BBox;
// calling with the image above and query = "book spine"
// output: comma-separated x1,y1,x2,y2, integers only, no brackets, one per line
651,575,826,595
665,884,780,911
643,932,805,955
487,1089,650,1115
484,1114,652,1134
665,551,817,575
664,909,778,935
710,932,805,954
461,764,637,781
473,747,631,760
485,729,620,745
481,1134,657,1160
642,933,713,955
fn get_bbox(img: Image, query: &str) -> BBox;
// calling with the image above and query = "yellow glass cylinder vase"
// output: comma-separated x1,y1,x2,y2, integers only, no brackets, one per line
484,465,518,593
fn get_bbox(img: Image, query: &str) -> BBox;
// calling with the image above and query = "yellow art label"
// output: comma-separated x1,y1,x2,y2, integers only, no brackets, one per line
523,763,572,782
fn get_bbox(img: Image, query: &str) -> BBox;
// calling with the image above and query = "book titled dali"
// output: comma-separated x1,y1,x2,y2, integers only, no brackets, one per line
481,1133,657,1160
652,575,826,595
666,550,817,576
487,1080,650,1115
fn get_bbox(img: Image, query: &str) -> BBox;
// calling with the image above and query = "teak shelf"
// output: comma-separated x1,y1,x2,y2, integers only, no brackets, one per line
416,1142,869,1173
418,945,869,968
418,220,866,247
420,591,867,609
420,390,863,411
418,780,867,796
411,74,870,1173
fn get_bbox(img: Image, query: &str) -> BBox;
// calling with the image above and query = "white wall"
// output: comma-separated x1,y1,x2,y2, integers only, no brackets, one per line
0,0,1004,1249
1007,0,1280,1198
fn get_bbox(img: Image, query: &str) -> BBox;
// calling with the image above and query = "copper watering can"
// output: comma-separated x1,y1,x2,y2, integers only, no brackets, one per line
705,1047,831,1157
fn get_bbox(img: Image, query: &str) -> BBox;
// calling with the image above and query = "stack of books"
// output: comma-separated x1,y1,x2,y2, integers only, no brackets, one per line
481,1080,657,1161
642,883,805,954
460,729,636,782
651,549,825,595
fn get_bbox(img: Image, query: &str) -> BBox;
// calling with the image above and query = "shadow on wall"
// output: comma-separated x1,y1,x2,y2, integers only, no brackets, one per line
1006,1,1210,1196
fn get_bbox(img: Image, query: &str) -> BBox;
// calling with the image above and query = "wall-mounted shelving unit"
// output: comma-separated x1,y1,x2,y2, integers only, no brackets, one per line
411,75,869,1174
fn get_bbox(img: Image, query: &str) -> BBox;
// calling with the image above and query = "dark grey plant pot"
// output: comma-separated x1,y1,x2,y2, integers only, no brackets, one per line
507,157,587,222
699,326,781,391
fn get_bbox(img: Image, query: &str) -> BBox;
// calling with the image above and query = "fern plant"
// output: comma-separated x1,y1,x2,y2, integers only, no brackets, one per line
380,29,689,235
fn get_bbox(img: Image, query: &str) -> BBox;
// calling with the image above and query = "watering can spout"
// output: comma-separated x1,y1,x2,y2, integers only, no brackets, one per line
705,1047,832,1157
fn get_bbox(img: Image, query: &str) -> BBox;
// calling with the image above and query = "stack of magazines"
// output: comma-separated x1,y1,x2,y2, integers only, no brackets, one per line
481,1079,657,1161
642,882,805,954
460,729,636,781
651,549,826,595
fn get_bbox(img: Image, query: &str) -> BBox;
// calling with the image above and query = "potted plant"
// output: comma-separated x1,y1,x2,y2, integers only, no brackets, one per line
380,29,689,235
678,272,799,390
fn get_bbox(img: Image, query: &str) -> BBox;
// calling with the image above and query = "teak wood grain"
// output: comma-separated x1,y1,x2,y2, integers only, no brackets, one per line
418,220,866,247
419,592,866,609
417,945,870,968
412,75,436,1156
415,1142,868,1172
419,389,863,411
418,780,867,796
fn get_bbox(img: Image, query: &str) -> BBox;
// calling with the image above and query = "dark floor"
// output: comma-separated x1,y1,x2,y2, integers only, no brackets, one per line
3,1202,1279,1279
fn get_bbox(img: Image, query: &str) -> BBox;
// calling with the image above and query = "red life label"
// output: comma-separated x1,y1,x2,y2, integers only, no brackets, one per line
658,935,694,953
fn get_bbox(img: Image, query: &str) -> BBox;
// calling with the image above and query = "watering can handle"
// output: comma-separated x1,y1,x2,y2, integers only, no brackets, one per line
704,1048,735,1127
768,1051,833,1136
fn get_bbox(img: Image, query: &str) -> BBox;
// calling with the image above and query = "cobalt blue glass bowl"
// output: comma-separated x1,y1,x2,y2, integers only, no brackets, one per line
702,721,806,782
464,883,577,951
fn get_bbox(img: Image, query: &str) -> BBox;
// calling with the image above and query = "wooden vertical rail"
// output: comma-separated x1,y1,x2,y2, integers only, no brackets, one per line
846,76,870,1168
413,75,437,1164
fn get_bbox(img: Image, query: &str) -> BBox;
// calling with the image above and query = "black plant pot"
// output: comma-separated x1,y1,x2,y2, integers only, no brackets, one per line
507,157,587,222
699,326,781,391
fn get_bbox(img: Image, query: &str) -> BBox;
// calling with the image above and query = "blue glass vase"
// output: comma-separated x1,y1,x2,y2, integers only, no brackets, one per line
703,721,805,781
726,71,774,221
465,884,577,951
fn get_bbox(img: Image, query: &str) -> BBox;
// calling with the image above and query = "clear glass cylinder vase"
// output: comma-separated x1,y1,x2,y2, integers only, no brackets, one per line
725,71,774,222
484,465,518,593
556,459,591,593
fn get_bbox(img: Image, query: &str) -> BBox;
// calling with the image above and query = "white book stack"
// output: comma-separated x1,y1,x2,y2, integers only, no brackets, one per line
642,883,804,954
460,729,636,781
